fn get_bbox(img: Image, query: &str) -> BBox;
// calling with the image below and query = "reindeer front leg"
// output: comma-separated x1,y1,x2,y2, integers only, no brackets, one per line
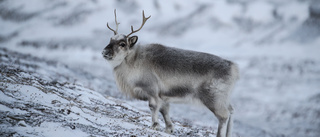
133,84,162,131
148,97,162,130
160,102,173,133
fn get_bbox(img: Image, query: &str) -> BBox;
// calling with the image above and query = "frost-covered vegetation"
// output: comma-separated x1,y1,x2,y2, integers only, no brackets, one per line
1,0,319,137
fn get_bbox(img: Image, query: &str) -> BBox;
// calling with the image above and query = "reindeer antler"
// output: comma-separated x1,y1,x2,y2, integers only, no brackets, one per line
107,9,120,35
127,10,151,37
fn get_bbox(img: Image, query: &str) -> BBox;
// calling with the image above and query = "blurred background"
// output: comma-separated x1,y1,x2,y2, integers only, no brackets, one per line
1,0,319,136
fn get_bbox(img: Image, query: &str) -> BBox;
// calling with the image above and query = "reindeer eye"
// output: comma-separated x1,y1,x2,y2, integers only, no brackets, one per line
119,42,126,47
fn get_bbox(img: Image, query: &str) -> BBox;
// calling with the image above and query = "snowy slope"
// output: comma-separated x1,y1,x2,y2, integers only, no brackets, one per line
0,48,223,136
1,0,320,137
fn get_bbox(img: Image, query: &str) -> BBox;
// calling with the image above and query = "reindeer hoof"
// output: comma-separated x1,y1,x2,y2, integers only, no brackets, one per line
165,126,174,134
151,122,159,130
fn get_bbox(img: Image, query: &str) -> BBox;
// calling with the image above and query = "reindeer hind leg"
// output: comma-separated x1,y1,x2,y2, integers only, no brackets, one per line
226,104,234,137
209,102,230,137
199,87,231,137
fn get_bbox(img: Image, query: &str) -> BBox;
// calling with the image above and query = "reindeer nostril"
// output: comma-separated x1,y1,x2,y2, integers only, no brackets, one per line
102,49,113,60
102,49,109,55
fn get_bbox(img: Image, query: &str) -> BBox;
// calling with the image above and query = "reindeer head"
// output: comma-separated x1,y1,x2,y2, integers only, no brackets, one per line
102,9,150,67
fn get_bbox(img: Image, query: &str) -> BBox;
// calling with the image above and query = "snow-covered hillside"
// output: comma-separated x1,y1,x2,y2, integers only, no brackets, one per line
0,48,223,136
1,0,319,136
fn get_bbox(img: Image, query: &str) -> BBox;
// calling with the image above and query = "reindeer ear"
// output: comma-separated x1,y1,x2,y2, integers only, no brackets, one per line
128,36,138,48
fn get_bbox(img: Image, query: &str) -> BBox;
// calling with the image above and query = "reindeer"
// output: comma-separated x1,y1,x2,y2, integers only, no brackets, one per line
102,10,239,137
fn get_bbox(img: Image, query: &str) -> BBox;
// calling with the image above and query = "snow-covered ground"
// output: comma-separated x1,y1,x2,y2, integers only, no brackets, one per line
1,0,320,136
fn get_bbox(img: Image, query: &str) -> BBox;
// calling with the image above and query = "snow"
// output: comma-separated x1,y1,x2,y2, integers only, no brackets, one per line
277,1,309,22
210,0,242,24
1,0,320,137
245,1,274,23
